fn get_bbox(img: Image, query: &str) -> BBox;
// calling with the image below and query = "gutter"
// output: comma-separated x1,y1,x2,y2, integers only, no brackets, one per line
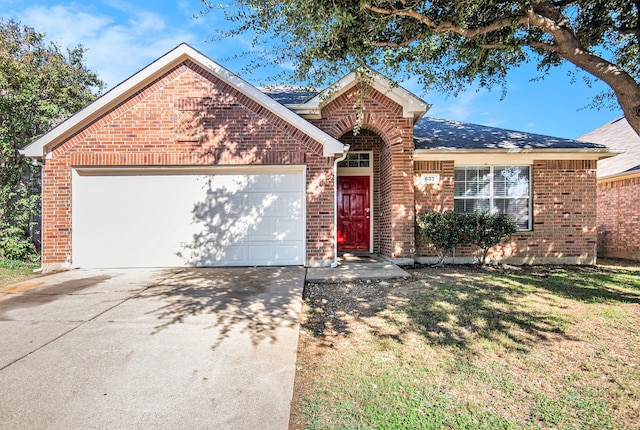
331,144,351,268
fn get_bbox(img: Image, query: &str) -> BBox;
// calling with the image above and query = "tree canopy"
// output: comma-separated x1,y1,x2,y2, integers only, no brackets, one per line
0,19,104,260
202,0,640,135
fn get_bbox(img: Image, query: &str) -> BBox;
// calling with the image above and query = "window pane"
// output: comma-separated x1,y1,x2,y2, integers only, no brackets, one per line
454,169,466,196
455,199,490,214
472,167,491,196
495,198,530,230
495,166,529,197
455,167,490,197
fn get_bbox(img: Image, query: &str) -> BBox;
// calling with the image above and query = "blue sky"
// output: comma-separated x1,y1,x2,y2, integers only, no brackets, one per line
1,0,623,139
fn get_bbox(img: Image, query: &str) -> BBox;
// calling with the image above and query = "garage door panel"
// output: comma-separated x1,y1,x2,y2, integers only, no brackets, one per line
72,168,305,268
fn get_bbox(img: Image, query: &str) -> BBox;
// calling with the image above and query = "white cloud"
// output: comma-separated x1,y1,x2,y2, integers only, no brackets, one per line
16,2,199,89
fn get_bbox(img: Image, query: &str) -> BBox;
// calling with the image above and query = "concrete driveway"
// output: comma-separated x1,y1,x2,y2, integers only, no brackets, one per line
0,267,305,429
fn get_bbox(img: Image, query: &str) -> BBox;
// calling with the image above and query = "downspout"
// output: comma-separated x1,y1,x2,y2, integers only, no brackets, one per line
331,144,351,268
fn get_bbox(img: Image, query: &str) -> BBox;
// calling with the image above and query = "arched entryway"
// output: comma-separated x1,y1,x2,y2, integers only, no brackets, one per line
337,128,392,256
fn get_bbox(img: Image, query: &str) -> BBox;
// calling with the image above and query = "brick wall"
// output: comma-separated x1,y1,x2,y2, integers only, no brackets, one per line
414,160,454,256
597,175,640,261
41,60,334,269
414,159,598,264
310,85,416,261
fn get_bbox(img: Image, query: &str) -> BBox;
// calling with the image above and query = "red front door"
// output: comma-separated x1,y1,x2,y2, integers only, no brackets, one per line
337,176,370,251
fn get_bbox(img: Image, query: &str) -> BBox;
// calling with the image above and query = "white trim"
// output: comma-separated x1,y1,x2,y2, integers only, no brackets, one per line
291,67,430,122
21,43,345,158
73,164,305,176
597,169,640,183
414,149,620,164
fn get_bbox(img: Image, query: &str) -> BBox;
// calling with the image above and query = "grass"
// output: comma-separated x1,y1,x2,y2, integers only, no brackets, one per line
0,258,39,287
290,261,640,429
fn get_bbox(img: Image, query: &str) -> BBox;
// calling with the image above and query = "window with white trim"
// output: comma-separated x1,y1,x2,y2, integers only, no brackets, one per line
454,166,531,230
337,152,370,168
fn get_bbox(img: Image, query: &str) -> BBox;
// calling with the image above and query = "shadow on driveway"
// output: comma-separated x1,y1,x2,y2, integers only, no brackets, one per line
143,266,304,349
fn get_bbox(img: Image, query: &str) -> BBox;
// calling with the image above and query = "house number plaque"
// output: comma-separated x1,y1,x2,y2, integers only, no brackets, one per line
420,173,440,185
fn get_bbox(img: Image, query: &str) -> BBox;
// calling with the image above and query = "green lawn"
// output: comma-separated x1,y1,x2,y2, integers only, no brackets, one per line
291,261,640,429
0,259,39,288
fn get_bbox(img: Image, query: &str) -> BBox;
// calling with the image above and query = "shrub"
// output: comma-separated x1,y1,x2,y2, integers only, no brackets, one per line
469,212,517,265
416,211,473,266
417,211,517,265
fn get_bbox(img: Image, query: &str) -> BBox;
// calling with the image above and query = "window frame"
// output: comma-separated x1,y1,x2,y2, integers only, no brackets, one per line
453,165,532,231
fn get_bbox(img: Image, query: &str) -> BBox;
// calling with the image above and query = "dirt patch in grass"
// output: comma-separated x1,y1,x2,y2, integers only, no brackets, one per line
290,262,640,429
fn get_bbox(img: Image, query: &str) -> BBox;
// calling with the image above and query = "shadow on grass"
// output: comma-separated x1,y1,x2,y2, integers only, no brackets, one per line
303,265,640,353
503,265,640,304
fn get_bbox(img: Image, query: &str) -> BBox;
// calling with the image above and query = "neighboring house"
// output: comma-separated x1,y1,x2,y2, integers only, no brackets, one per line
579,117,640,261
21,44,617,272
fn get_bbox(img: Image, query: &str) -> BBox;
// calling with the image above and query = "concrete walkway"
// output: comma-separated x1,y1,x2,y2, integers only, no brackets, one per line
0,267,304,430
306,254,411,282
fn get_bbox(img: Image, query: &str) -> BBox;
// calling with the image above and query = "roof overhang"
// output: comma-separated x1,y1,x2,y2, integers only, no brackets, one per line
414,148,624,164
21,43,345,159
288,67,431,122
597,168,640,183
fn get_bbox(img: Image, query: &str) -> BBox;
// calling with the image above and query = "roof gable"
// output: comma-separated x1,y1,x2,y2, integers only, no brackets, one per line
283,67,430,122
21,44,345,158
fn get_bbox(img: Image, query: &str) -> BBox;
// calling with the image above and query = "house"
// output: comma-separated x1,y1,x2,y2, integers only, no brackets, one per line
21,43,617,272
579,117,640,261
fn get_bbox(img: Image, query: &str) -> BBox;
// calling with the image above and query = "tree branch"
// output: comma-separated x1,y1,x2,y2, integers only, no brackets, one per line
364,36,422,47
362,3,529,38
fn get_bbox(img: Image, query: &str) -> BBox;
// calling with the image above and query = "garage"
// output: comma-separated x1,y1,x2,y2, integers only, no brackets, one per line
71,166,305,268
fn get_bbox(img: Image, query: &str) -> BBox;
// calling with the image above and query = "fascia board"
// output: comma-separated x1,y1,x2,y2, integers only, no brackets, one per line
413,148,624,163
597,169,640,183
21,43,345,158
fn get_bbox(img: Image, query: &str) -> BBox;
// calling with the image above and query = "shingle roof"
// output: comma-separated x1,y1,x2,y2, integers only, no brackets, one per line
260,86,317,105
414,117,608,151
578,117,640,178
259,88,614,156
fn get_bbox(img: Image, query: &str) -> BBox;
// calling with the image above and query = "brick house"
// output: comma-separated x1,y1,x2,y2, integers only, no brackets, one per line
579,117,640,261
22,44,616,272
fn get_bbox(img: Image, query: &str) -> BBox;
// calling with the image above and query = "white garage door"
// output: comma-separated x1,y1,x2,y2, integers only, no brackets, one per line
72,166,305,268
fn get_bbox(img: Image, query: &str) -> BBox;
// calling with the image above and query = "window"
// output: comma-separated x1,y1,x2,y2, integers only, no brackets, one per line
337,152,370,168
454,166,531,230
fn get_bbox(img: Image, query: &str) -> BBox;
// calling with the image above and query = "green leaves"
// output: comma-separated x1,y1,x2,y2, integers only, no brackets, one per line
417,211,517,265
0,19,104,260
201,0,640,134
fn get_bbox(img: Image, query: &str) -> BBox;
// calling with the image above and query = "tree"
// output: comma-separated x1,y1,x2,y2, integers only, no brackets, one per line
202,0,640,136
0,19,103,260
